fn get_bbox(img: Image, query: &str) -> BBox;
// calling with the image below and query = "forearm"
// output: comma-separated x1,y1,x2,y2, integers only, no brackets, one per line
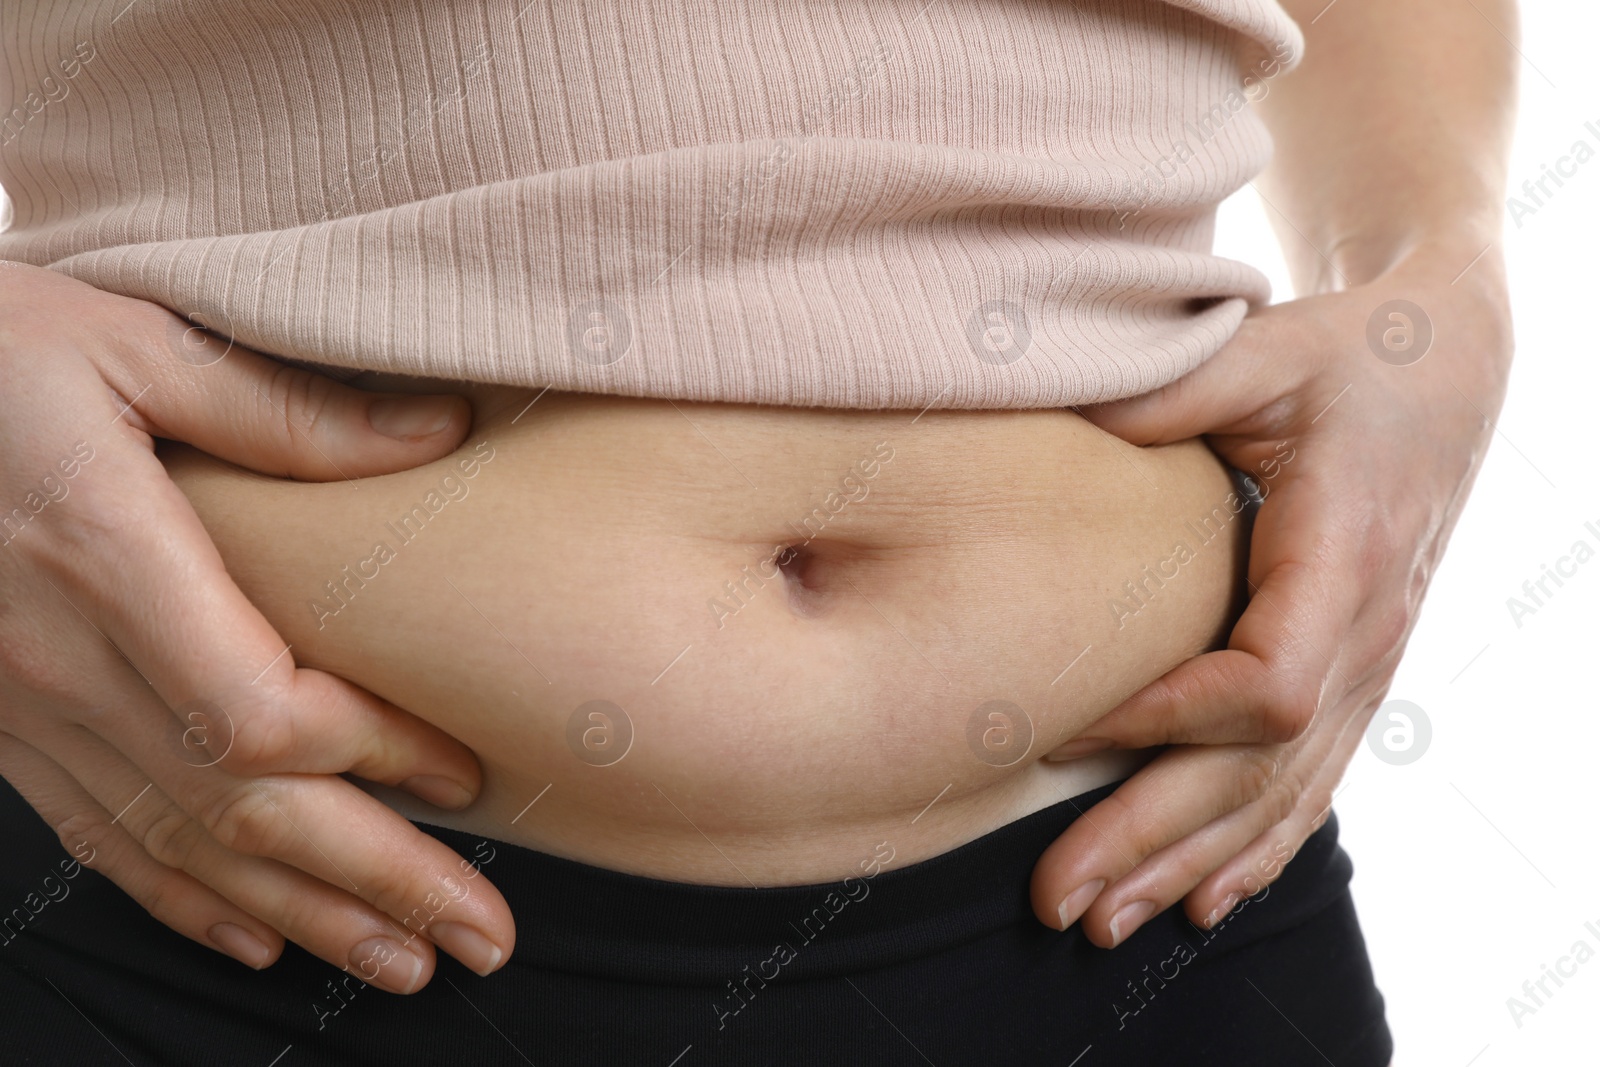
1258,0,1519,293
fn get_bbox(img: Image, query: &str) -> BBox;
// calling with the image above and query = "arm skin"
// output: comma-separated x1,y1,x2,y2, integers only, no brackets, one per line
1257,0,1515,293
1031,0,1518,944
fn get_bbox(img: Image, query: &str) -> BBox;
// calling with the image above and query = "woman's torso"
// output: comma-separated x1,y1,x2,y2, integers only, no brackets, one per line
162,384,1251,884
6,0,1292,882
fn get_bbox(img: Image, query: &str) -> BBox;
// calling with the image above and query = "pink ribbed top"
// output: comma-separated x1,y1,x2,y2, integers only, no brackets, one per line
0,0,1300,410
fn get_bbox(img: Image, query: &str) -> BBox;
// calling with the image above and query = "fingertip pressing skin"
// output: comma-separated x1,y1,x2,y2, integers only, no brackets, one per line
366,393,471,442
1045,737,1113,762
400,774,476,810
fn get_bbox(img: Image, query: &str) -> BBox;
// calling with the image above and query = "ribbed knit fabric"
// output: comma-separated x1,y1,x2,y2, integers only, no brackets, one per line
0,0,1301,410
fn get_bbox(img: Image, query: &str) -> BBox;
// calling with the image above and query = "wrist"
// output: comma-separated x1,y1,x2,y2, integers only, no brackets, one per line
1369,236,1516,379
1385,235,1507,294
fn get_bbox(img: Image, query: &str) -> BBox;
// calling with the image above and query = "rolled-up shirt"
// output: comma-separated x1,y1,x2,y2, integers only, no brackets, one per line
0,0,1302,410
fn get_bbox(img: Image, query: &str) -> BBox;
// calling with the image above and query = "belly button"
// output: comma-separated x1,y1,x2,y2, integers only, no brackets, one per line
777,543,828,615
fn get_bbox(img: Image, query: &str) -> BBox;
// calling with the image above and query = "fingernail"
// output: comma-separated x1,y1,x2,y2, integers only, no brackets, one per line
1108,900,1156,947
368,395,459,439
208,922,271,969
402,774,475,810
348,937,425,994
431,921,504,977
1056,878,1105,931
1046,737,1113,762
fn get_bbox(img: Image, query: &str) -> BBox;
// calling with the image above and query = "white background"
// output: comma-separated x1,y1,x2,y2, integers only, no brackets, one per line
1214,3,1598,1062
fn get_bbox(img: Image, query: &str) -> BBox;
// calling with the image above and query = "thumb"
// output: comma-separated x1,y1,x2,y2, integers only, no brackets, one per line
1078,316,1301,446
134,312,471,481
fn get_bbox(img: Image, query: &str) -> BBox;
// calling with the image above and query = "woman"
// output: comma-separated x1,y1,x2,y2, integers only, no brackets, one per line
0,0,1514,1062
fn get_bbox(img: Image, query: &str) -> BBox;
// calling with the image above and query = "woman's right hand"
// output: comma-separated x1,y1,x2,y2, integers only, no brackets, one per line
0,261,515,993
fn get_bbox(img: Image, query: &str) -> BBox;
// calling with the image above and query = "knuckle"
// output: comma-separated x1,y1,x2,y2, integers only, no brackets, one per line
1258,773,1302,827
267,364,337,449
265,892,329,940
1407,552,1432,608
215,695,300,772
369,873,432,924
1354,513,1402,579
1234,749,1282,805
52,811,107,864
1098,793,1167,865
203,782,294,857
1260,678,1318,742
137,871,192,927
141,806,205,870
1371,601,1412,661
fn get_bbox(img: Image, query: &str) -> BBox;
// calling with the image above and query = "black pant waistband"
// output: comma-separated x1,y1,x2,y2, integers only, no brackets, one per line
419,780,1125,984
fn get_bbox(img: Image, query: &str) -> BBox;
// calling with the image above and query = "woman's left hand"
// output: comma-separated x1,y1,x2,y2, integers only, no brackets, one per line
1030,242,1513,945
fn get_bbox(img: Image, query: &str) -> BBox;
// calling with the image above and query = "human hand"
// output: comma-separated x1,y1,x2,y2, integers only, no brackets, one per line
0,262,513,991
1031,243,1512,944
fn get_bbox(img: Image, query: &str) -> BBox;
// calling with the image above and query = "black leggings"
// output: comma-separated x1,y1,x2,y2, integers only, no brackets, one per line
0,776,1391,1066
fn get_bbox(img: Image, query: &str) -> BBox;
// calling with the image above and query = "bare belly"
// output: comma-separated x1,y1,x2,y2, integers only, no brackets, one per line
159,382,1249,885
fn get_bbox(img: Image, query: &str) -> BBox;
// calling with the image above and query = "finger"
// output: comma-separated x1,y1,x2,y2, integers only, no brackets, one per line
1030,743,1291,938
27,452,483,805
1036,680,1382,946
0,730,284,970
21,724,501,994
1077,315,1307,445
100,293,471,481
30,726,437,992
72,701,515,978
1066,477,1366,749
1062,751,1312,948
1179,690,1376,930
172,667,484,806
